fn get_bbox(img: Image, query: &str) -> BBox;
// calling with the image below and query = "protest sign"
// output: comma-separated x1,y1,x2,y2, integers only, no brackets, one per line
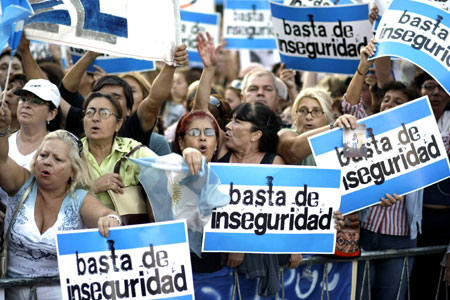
202,163,341,254
56,221,194,300
223,0,281,49
309,96,450,215
70,48,155,74
270,2,373,74
373,0,450,94
23,1,180,64
180,10,220,63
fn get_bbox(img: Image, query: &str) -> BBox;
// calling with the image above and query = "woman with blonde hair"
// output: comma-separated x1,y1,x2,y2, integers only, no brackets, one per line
0,104,120,299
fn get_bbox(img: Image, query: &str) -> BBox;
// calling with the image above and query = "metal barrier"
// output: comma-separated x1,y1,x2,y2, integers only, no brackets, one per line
0,245,446,300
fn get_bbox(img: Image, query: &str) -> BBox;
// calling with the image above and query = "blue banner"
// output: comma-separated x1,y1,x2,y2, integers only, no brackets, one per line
309,96,450,214
270,2,372,74
374,0,450,94
203,164,341,254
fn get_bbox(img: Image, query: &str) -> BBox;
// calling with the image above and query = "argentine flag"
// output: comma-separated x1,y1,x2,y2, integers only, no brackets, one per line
132,154,229,256
0,0,33,54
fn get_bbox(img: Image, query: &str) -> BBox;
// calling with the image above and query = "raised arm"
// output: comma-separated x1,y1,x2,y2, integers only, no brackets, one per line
17,35,48,80
279,63,298,104
62,51,101,93
193,32,223,112
136,44,188,132
0,105,29,195
345,38,376,106
277,114,357,164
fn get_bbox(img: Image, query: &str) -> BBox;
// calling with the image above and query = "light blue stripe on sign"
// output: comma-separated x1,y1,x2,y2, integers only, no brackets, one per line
180,10,218,25
187,50,201,63
310,97,431,156
279,54,360,75
375,42,450,95
71,55,155,74
387,0,450,28
203,232,335,253
340,158,450,214
226,0,270,10
225,38,277,49
270,1,369,22
57,221,186,255
209,164,341,188
156,295,193,300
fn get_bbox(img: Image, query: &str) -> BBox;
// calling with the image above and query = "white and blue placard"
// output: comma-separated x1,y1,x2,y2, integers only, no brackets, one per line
24,1,180,64
270,2,373,74
223,0,282,49
56,221,194,300
70,48,155,75
181,0,215,13
202,163,341,254
373,0,450,94
309,96,450,215
180,10,221,64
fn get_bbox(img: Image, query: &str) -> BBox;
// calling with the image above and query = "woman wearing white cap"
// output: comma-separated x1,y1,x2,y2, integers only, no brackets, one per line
8,78,60,170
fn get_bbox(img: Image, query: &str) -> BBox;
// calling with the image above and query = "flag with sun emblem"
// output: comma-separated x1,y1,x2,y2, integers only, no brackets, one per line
131,153,229,256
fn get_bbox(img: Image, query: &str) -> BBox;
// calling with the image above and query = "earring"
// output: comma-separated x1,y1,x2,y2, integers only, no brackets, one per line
47,121,50,125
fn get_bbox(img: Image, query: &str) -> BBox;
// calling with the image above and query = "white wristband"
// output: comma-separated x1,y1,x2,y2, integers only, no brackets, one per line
107,214,122,226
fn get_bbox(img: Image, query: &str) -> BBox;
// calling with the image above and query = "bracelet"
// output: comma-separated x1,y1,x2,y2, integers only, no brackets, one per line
330,122,335,130
356,68,368,76
0,126,10,137
107,214,122,226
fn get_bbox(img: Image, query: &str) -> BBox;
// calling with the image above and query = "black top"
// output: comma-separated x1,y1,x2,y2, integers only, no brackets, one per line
217,151,277,164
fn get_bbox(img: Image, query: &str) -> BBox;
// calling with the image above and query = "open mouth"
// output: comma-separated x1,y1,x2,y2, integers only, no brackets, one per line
198,145,208,153
41,170,50,177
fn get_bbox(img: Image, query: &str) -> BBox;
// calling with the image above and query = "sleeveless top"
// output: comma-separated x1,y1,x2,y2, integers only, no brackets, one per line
5,175,88,278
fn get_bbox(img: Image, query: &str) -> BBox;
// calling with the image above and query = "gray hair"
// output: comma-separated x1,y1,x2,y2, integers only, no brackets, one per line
292,87,333,123
241,69,287,100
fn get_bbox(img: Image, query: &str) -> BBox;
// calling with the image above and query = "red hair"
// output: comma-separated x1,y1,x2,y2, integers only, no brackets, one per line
173,111,220,158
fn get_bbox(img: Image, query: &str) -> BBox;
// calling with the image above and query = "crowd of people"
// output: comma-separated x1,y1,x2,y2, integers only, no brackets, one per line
0,4,448,299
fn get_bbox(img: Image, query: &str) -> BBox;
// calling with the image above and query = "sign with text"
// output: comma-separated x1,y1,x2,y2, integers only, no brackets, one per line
373,0,450,94
56,221,194,300
24,0,180,64
223,0,281,49
70,48,155,74
270,2,373,74
309,96,450,215
180,10,220,63
202,164,341,254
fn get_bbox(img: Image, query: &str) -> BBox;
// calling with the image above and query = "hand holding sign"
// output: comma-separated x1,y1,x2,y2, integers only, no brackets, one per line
359,38,377,75
174,44,189,67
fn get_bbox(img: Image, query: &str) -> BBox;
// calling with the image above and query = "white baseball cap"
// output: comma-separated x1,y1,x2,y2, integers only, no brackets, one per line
14,79,60,108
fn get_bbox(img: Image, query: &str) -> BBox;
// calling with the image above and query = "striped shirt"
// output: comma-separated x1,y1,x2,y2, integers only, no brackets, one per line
342,95,409,236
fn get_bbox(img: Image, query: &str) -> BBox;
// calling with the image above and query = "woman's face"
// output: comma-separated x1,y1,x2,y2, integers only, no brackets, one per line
295,97,327,134
178,118,217,162
380,90,408,112
83,97,122,143
35,139,74,187
225,117,259,152
17,92,56,128
420,79,450,120
124,77,144,114
225,88,241,111
171,72,188,101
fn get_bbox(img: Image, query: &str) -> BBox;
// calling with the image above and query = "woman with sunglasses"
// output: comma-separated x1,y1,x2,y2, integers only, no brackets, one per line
81,92,156,221
0,103,120,299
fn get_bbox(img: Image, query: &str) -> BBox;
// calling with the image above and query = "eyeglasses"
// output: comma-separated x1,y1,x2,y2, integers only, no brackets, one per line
19,96,48,106
422,82,446,93
187,128,216,137
84,107,120,120
297,108,324,118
